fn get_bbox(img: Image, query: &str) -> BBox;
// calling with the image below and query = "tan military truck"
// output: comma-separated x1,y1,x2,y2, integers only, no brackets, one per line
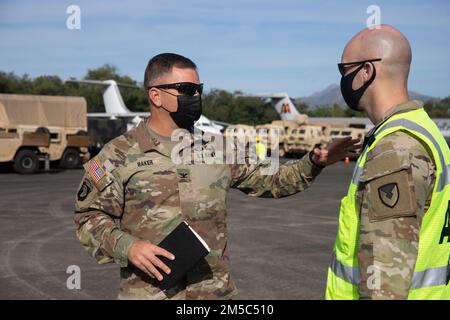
271,116,329,156
255,123,286,157
324,126,366,159
268,120,300,157
270,120,298,132
325,126,366,141
271,117,327,156
0,94,90,174
284,125,327,155
224,124,256,141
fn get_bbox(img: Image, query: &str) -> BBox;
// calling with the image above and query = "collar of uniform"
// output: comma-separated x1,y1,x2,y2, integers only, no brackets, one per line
365,100,423,139
377,100,423,127
135,120,172,157
361,100,423,150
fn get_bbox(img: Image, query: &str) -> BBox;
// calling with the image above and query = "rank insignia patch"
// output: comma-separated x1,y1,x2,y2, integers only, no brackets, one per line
177,168,191,183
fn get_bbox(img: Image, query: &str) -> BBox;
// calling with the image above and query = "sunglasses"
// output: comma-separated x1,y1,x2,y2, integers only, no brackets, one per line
149,82,203,96
337,58,382,76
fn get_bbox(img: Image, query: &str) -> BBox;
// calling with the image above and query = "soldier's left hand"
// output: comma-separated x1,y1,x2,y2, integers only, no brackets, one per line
311,136,361,166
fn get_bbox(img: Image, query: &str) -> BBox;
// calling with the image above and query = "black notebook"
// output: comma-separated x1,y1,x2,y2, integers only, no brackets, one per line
157,221,210,291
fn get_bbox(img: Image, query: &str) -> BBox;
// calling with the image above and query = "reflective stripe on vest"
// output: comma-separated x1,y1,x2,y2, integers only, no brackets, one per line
352,118,450,192
411,264,450,289
330,253,450,289
330,252,360,285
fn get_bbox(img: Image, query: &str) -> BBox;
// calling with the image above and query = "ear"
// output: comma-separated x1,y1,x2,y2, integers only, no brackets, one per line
148,88,162,107
362,62,375,82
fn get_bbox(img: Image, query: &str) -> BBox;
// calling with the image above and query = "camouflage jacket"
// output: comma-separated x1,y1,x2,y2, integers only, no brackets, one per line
74,120,322,300
356,100,436,299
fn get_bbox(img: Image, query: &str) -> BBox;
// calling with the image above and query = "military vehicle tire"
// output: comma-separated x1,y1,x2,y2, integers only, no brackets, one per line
60,148,80,169
36,127,50,134
13,149,39,174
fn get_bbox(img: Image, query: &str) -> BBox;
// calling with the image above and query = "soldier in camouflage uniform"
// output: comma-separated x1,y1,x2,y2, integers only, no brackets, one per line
74,53,359,299
356,100,436,299
329,25,440,299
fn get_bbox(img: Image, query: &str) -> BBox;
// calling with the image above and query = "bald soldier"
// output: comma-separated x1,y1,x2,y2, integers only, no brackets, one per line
326,25,450,299
74,53,359,300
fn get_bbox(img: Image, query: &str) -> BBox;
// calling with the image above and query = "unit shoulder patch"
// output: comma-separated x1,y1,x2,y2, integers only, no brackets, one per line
77,179,93,202
378,182,399,208
365,170,417,222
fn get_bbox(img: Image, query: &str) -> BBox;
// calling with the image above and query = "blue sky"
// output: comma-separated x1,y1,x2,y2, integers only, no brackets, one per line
0,0,449,98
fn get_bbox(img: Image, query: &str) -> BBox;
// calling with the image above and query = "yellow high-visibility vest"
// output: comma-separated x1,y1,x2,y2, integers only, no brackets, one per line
326,108,450,300
256,141,267,161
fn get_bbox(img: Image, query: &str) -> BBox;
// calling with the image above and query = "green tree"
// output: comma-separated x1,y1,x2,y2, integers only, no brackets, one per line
0,72,33,93
202,89,279,125
82,64,148,112
424,99,450,118
1,68,448,120
31,75,65,95
294,101,310,114
304,103,364,117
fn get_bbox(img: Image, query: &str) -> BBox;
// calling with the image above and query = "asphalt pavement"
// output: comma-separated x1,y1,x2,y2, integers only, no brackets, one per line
0,160,354,300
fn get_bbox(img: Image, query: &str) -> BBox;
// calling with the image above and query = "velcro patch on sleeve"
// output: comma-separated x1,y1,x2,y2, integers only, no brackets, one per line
87,158,106,183
77,178,93,202
360,150,411,182
83,158,114,191
366,170,418,222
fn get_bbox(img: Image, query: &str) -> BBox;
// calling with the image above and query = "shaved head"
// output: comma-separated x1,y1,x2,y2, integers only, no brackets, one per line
340,25,413,123
342,24,412,85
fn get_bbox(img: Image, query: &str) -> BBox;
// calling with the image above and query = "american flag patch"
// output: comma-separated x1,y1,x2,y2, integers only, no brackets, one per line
87,159,106,182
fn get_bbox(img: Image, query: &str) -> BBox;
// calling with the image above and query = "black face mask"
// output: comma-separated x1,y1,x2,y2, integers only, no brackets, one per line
340,62,377,111
166,95,202,131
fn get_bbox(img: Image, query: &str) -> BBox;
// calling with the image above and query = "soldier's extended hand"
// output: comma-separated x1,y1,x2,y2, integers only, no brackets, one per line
312,136,361,166
127,240,175,281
